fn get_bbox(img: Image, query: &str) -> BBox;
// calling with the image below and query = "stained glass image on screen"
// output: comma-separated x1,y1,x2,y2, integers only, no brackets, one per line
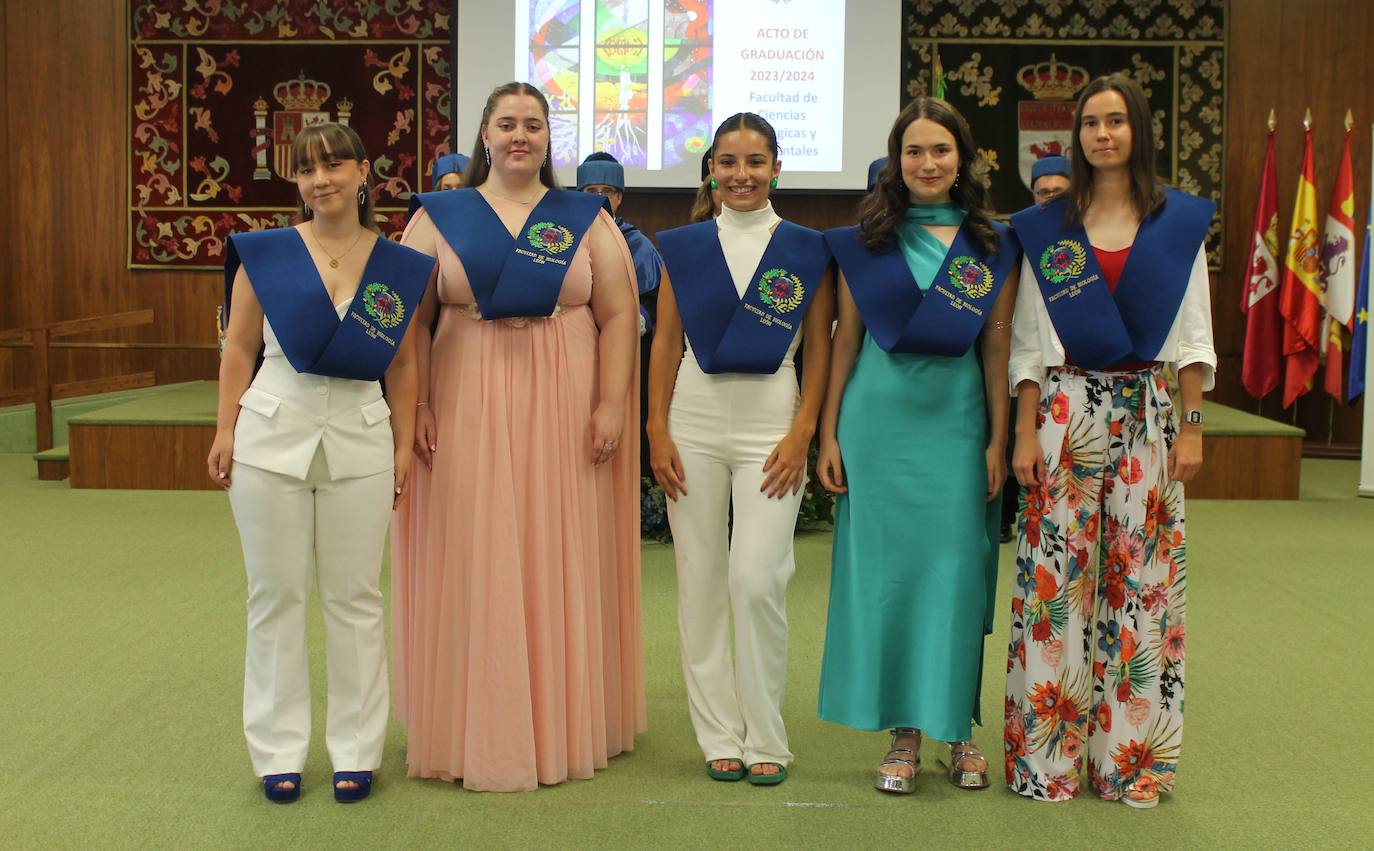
529,0,581,167
663,0,711,168
593,0,650,166
518,0,715,171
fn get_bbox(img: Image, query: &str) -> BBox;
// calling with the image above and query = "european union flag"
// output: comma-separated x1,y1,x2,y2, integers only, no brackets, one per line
1349,200,1371,404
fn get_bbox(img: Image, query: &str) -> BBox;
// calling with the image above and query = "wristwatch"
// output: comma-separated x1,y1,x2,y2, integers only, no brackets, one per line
1183,409,1204,426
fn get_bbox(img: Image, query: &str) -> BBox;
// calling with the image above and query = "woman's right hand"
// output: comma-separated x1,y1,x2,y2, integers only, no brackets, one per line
207,430,234,489
817,438,846,494
413,404,438,470
649,429,688,501
1012,432,1046,489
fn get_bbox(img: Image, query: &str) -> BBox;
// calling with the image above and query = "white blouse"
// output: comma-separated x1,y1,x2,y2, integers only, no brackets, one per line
1008,244,1216,394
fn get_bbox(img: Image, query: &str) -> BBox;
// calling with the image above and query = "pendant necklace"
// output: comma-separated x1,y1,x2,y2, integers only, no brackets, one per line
310,221,364,268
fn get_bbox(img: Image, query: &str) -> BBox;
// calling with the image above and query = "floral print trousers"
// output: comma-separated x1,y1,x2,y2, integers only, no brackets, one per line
1004,366,1186,802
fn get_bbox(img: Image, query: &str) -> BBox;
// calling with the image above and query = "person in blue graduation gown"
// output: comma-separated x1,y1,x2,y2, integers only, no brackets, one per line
430,152,470,190
576,152,662,308
816,97,1020,794
576,152,665,475
208,123,433,804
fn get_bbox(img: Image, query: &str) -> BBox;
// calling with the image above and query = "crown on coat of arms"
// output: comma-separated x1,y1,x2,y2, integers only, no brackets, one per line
1017,54,1089,101
274,73,331,110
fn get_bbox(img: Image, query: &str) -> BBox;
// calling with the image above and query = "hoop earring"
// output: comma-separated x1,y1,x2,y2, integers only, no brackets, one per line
709,178,717,189
769,177,778,189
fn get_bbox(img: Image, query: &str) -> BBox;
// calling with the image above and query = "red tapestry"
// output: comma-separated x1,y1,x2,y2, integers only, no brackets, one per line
128,1,453,269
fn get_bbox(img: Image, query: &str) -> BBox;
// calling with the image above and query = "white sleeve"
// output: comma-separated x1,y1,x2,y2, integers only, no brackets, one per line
1008,255,1047,395
1172,244,1217,391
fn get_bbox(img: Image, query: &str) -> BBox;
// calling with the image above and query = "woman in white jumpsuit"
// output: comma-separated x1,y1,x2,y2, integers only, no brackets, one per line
648,113,834,786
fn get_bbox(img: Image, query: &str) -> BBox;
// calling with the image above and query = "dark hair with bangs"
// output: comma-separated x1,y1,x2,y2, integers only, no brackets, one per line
291,123,378,231
857,97,1000,255
1066,73,1165,225
466,82,559,188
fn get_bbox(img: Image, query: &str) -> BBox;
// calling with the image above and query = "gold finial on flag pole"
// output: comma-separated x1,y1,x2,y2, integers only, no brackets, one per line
1303,108,1312,130
1345,108,1354,132
1267,108,1276,133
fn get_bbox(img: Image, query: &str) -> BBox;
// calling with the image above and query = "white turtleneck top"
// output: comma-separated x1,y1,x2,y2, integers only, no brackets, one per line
681,202,802,368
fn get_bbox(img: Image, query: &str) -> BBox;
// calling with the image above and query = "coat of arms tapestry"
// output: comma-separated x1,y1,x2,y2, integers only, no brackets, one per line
902,0,1227,268
129,1,453,269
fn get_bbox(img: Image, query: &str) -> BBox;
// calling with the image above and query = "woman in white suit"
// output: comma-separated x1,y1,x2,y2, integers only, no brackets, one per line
208,123,435,804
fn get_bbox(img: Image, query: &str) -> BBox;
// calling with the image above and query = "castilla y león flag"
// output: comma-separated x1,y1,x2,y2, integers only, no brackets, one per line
1240,131,1282,399
1319,128,1357,401
1279,127,1323,408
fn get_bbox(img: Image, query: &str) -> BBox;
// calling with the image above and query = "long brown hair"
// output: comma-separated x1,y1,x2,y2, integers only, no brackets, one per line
465,82,559,189
291,123,378,231
1066,73,1165,225
857,97,999,254
689,177,717,223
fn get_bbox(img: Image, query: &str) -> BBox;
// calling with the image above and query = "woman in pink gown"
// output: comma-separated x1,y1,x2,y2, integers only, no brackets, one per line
391,82,644,792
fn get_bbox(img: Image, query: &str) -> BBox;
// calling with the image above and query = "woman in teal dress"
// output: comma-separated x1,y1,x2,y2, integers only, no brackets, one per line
817,97,1019,794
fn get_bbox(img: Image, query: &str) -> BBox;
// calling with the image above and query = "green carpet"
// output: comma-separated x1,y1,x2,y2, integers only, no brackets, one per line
2,455,1370,848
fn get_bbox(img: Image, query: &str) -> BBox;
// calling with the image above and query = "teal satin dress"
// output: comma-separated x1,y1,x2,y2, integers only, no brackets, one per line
816,205,999,742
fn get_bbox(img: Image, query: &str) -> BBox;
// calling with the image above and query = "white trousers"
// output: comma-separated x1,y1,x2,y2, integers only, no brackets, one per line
229,447,393,776
666,364,803,767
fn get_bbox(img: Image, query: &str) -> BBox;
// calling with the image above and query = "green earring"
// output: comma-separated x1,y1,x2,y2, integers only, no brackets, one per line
709,178,718,189
769,177,778,189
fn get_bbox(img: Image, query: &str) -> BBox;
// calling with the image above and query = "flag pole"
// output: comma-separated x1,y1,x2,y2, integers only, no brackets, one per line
1361,122,1374,496
1254,108,1277,417
1298,106,1307,437
1259,107,1277,418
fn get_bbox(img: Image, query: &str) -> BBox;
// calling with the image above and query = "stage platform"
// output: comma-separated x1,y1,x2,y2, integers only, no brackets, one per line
1187,401,1305,500
65,381,216,489
11,382,1307,497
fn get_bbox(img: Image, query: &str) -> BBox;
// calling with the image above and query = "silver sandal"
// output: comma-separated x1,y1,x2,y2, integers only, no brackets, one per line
942,740,990,790
875,728,922,794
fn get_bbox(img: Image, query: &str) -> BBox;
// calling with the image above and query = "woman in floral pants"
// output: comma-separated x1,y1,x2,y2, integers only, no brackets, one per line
1003,73,1215,809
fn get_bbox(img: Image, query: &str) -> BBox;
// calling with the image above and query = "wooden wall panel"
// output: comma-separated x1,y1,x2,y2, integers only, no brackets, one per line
0,0,220,397
0,2,11,390
2,0,1372,452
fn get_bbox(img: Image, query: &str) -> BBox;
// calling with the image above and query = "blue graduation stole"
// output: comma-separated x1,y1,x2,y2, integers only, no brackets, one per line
410,187,608,319
223,228,435,381
657,219,830,374
825,221,1017,356
1010,189,1215,368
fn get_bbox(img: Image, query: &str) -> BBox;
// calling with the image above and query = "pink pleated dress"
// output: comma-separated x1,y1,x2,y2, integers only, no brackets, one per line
391,200,645,792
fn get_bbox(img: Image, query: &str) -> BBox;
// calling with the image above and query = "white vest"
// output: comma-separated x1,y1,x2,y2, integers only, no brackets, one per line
232,299,395,481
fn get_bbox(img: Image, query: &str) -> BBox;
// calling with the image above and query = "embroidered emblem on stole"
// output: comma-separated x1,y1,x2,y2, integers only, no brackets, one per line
362,282,405,330
757,267,805,314
947,255,994,299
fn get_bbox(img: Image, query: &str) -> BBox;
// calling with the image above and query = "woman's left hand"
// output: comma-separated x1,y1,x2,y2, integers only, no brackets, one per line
1168,429,1204,483
393,448,412,509
761,429,810,499
589,402,625,466
985,443,1008,502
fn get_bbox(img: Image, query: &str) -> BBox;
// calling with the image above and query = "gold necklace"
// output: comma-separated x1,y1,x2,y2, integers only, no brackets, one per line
309,221,365,269
481,186,542,205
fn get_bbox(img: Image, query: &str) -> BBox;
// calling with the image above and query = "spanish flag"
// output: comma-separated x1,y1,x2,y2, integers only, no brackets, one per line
1279,125,1323,408
1319,126,1357,401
